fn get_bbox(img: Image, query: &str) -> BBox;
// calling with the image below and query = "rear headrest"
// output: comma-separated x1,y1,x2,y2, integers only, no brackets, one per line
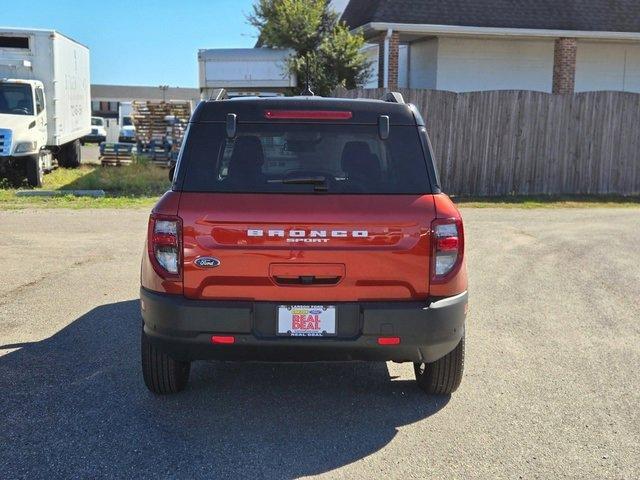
230,136,264,165
228,135,264,178
341,141,371,167
341,141,380,178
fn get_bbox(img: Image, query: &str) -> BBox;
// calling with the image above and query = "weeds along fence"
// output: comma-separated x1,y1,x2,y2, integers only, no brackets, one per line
334,88,640,196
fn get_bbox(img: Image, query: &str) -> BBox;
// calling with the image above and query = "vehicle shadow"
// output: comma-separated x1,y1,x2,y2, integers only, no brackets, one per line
0,300,449,479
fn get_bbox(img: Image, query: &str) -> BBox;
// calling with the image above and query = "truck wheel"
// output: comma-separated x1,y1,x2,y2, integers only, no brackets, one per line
414,335,465,395
58,139,81,168
141,326,190,394
26,155,43,188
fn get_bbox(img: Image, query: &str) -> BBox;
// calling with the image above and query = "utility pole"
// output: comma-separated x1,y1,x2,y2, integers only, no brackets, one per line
159,85,169,102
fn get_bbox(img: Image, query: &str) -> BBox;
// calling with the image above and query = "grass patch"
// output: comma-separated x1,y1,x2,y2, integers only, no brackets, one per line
0,191,158,209
2,167,639,209
0,164,170,209
44,164,170,195
454,194,640,208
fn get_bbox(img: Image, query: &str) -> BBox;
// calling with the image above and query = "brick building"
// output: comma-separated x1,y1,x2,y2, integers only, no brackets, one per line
342,0,640,93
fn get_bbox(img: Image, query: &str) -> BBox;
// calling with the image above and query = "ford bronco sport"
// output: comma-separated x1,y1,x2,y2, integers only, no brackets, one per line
140,93,467,395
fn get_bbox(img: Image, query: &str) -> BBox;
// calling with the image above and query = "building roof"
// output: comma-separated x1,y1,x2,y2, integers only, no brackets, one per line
341,0,640,33
91,84,200,102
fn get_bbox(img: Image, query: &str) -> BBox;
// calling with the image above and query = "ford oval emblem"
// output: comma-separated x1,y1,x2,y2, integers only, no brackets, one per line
195,257,221,268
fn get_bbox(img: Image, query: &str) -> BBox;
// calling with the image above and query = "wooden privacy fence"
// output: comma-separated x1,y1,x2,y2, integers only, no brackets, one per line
334,88,640,196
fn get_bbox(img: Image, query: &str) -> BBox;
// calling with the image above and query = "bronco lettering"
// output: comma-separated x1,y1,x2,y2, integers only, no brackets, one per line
247,229,369,238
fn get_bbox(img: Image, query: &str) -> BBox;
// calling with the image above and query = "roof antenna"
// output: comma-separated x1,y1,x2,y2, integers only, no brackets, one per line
300,57,314,96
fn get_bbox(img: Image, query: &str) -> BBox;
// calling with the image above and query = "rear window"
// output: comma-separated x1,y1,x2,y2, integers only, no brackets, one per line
178,123,432,194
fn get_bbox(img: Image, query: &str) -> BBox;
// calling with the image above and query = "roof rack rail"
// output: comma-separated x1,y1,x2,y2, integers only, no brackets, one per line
383,91,405,104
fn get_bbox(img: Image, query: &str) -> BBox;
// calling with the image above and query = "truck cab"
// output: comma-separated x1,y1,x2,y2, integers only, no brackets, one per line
118,102,136,143
0,79,51,185
118,115,136,143
0,79,48,150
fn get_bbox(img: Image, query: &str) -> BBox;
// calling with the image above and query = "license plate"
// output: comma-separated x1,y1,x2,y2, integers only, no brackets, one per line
277,305,336,337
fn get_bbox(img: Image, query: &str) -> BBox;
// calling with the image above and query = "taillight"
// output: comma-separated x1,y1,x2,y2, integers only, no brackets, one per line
148,214,182,278
431,218,464,283
211,335,235,345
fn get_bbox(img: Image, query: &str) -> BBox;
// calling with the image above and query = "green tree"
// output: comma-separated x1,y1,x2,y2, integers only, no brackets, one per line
248,0,371,96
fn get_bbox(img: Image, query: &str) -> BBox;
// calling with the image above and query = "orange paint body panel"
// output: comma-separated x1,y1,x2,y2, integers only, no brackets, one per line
140,191,468,301
178,193,437,302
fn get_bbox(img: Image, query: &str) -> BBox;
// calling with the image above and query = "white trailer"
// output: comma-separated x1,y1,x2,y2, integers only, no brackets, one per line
0,28,91,186
198,48,297,99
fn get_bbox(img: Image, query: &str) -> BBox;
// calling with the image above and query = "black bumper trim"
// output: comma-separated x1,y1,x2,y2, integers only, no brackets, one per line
140,288,467,363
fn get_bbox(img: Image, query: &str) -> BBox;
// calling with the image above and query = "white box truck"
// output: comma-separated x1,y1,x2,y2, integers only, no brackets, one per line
0,28,90,186
198,48,296,99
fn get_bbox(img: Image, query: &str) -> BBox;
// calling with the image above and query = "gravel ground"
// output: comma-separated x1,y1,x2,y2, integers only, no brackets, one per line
0,208,638,479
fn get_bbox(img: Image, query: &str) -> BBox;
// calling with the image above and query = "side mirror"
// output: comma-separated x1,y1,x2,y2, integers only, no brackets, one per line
168,166,175,182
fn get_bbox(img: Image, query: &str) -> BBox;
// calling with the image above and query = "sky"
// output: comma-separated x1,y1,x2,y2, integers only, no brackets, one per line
2,0,260,87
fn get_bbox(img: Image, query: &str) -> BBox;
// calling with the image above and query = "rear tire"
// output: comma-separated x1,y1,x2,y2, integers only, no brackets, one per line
57,139,81,168
141,326,191,394
414,335,465,395
25,155,43,188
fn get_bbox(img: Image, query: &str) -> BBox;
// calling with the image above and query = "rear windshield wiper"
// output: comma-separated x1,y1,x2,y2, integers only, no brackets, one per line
281,176,328,192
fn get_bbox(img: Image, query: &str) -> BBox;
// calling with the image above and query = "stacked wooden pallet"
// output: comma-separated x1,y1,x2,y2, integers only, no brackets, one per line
131,101,191,165
99,143,135,166
139,145,173,166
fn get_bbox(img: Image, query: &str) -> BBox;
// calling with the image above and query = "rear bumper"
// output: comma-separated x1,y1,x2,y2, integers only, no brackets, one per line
140,288,467,363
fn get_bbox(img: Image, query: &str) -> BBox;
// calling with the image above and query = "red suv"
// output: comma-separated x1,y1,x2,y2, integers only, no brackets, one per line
140,93,467,395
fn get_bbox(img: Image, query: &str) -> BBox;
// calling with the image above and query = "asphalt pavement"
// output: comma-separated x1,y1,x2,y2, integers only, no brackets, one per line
0,207,638,479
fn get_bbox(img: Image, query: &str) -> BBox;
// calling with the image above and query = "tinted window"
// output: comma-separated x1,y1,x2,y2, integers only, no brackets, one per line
179,123,432,194
0,84,34,115
91,117,104,126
